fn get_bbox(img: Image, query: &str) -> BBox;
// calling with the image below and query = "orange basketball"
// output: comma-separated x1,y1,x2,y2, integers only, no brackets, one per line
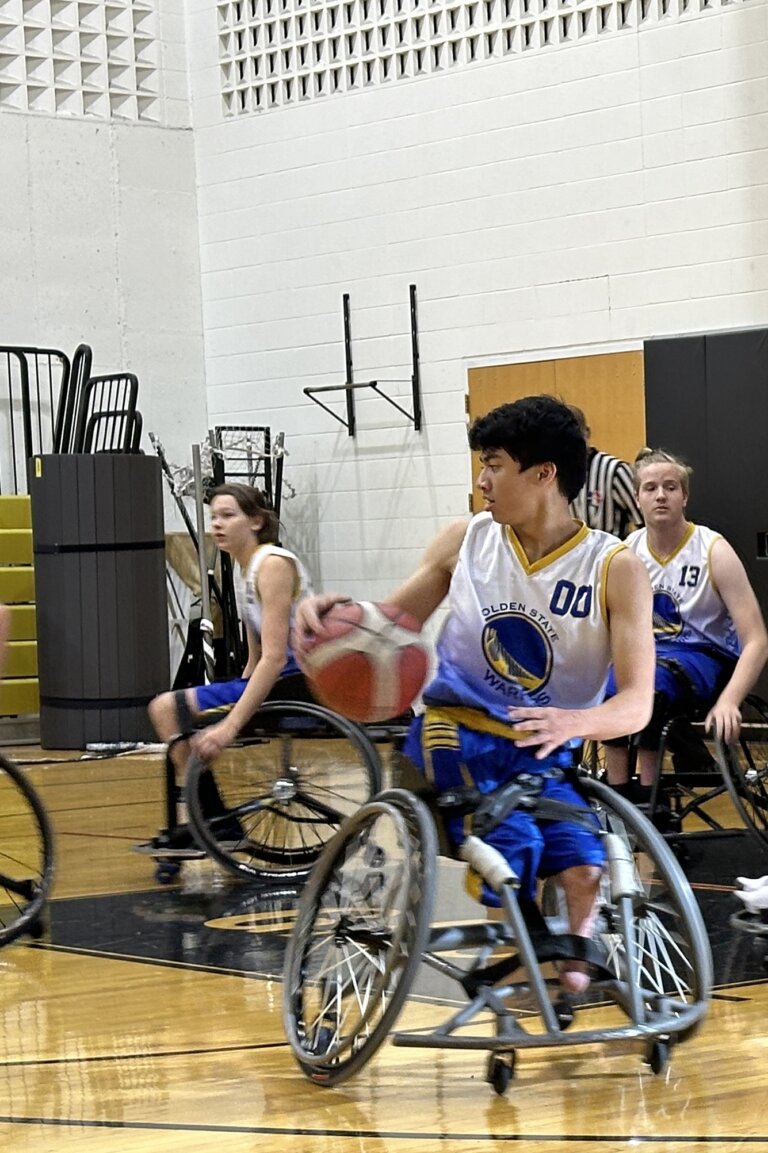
298,601,429,723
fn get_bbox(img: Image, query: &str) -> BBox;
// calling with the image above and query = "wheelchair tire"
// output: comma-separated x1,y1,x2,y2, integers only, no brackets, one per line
186,701,382,881
580,776,713,1027
717,694,768,850
0,754,55,947
282,788,437,1086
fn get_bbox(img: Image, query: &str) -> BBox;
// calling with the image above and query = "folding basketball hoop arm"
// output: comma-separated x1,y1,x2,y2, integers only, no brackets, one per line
304,284,422,437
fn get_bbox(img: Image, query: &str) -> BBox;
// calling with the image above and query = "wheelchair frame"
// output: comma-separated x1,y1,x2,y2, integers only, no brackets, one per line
282,774,712,1094
622,694,768,857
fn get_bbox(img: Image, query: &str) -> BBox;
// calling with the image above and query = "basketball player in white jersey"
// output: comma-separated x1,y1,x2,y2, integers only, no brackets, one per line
295,396,656,992
603,449,768,796
147,483,314,850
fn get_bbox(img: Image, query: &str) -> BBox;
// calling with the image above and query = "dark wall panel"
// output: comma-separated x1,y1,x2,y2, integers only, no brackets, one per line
705,329,768,620
643,335,708,521
644,326,768,697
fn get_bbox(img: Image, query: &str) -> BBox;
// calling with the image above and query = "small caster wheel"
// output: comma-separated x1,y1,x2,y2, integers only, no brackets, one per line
155,861,181,884
554,996,575,1030
645,1039,669,1075
486,1052,516,1095
27,915,47,940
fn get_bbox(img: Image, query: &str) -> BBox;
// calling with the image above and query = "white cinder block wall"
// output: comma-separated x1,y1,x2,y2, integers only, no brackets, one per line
0,0,208,468
186,0,768,611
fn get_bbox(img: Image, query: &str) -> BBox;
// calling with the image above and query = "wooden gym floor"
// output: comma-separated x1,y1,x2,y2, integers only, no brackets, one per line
0,744,767,1153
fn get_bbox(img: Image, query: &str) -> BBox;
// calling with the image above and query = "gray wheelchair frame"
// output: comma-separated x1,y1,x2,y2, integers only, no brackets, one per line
282,772,713,1094
601,693,768,857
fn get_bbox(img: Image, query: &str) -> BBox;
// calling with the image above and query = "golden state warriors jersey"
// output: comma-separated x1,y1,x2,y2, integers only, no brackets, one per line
626,523,739,659
423,512,624,725
243,544,313,674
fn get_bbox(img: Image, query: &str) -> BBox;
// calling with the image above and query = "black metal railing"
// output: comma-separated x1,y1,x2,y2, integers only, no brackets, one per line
0,346,70,495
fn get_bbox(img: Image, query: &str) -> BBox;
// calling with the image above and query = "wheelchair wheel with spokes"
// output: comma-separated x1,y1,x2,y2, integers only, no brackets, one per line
0,754,55,946
717,694,768,850
580,776,712,1028
186,701,383,881
282,788,437,1086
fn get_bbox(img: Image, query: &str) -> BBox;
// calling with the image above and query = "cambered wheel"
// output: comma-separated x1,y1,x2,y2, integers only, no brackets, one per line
187,701,382,881
579,776,712,1035
0,754,55,947
718,694,768,851
282,789,437,1087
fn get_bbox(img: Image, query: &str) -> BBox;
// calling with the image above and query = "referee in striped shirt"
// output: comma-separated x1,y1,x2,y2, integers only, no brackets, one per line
568,408,643,539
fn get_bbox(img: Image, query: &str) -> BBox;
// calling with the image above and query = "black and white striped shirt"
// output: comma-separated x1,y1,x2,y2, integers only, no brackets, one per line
570,448,642,539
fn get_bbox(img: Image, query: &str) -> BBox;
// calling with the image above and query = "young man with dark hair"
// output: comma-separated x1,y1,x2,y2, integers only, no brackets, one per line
295,395,655,992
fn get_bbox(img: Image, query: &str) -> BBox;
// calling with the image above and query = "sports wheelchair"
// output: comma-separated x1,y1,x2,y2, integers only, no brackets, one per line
0,752,54,944
589,692,768,859
281,765,712,1094
145,700,386,884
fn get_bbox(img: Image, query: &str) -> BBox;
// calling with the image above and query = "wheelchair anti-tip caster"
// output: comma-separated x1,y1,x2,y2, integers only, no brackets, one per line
486,1051,517,1095
155,861,182,884
644,1038,670,1075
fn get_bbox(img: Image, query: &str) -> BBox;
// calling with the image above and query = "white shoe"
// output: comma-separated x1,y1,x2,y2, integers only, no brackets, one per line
736,875,768,890
735,886,768,913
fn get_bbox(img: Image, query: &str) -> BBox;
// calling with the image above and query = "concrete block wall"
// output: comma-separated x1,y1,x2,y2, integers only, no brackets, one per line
185,0,768,608
0,0,208,470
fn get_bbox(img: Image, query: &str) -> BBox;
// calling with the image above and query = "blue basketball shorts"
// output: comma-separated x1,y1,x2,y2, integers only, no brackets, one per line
603,643,735,749
403,713,605,905
179,671,314,728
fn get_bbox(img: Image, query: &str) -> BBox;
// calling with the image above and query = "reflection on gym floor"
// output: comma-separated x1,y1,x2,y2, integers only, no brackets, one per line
0,745,766,1152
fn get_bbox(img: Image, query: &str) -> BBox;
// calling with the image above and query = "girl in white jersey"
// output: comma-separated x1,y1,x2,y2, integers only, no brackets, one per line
604,450,768,795
148,483,314,849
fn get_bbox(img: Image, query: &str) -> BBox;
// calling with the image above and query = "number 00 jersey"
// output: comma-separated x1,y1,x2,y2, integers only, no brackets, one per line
422,512,625,726
626,522,740,660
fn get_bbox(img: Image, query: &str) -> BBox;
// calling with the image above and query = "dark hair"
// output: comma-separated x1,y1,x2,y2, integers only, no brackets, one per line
209,483,279,544
633,447,692,496
468,395,587,503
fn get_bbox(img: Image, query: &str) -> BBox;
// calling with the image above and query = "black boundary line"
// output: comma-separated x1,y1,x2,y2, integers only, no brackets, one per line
30,919,768,995
0,1041,282,1068
0,1117,765,1142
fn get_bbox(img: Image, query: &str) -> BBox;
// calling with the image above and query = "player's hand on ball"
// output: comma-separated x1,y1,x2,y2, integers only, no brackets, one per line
292,593,352,658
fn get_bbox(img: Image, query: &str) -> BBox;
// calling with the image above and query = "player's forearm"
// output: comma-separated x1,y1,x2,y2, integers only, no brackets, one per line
223,655,286,734
575,687,654,743
718,641,768,709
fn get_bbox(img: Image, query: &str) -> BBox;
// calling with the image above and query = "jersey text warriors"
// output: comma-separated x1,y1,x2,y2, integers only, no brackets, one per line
423,513,624,726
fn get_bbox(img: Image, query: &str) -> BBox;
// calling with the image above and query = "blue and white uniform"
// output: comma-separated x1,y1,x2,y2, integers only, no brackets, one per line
604,523,738,734
405,513,624,902
424,513,623,726
628,523,738,660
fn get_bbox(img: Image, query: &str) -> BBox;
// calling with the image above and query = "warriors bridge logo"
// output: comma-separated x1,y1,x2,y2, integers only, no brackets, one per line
652,590,683,639
481,610,553,695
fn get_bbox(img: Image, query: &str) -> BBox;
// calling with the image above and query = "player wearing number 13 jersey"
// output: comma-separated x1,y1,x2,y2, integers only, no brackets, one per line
603,449,768,794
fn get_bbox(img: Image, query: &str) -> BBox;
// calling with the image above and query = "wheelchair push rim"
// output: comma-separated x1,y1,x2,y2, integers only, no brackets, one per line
282,789,437,1086
187,700,383,881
